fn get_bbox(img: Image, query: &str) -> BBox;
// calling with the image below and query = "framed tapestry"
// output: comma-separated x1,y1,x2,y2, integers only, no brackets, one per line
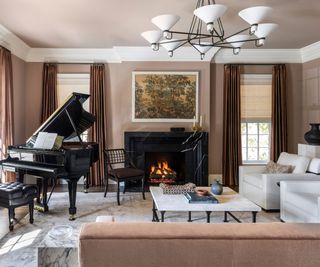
132,71,199,122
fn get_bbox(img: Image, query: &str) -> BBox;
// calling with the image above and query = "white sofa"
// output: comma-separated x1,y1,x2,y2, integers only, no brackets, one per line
280,180,320,222
239,152,320,210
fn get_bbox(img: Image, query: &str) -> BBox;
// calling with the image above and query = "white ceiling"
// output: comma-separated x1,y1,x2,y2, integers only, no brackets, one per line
0,0,319,49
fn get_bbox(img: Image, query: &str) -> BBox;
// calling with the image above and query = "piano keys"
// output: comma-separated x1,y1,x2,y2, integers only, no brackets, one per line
0,93,99,220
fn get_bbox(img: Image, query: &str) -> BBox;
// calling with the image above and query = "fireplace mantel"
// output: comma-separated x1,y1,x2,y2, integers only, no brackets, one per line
124,131,208,186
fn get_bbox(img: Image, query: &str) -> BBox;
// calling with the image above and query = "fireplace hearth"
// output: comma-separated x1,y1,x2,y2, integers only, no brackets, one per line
125,132,208,186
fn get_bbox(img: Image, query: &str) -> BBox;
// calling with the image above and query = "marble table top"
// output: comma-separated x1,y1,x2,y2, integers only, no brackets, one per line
150,186,261,212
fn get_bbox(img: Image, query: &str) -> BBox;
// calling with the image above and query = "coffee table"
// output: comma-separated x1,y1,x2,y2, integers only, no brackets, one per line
150,186,261,223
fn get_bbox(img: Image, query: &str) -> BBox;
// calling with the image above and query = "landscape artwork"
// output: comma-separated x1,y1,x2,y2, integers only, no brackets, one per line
132,71,199,122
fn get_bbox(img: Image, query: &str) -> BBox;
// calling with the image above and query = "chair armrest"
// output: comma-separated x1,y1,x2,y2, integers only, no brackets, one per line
239,165,266,176
239,165,265,195
263,173,320,193
280,180,320,194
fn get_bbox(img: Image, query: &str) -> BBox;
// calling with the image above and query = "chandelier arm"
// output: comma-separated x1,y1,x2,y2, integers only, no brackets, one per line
215,37,263,46
171,40,190,51
217,18,225,37
158,38,189,45
221,26,252,41
168,30,218,38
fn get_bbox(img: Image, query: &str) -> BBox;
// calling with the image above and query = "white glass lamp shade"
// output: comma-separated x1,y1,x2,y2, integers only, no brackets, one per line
193,42,212,54
151,14,180,31
141,30,163,44
161,39,181,51
194,4,227,24
226,35,250,48
239,6,272,25
254,23,278,38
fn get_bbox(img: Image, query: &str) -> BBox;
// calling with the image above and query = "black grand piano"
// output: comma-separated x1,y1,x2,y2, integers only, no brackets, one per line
0,93,99,220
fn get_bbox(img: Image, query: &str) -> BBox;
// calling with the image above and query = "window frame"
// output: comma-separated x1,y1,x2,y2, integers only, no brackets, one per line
241,120,271,165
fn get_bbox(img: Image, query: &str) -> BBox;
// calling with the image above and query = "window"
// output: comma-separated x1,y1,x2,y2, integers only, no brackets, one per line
241,74,272,164
57,73,90,141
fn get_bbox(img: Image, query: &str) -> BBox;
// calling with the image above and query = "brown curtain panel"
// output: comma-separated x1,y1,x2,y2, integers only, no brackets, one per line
89,64,107,186
222,64,242,186
271,64,287,161
41,63,57,123
0,47,15,182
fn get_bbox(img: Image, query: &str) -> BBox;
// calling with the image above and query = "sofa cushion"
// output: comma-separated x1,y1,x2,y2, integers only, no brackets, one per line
284,191,319,217
263,161,293,174
307,158,320,174
277,152,310,174
243,174,263,189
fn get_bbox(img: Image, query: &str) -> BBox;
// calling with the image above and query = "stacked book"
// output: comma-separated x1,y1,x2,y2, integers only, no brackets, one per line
184,192,219,204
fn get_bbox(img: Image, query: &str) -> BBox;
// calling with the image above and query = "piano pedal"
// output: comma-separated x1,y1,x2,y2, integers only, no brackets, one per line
34,204,48,213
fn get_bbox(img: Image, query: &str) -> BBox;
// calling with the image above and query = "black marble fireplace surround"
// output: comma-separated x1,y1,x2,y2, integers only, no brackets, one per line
124,131,208,186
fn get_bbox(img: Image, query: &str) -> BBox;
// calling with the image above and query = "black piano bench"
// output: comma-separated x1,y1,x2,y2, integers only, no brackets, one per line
0,182,38,231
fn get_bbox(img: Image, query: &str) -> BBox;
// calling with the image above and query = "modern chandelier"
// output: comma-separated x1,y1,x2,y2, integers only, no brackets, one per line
141,0,278,59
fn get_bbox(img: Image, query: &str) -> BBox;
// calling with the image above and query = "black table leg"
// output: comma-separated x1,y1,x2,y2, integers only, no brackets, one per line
206,211,212,223
160,211,166,222
188,211,192,222
224,211,229,222
252,211,257,223
152,200,159,222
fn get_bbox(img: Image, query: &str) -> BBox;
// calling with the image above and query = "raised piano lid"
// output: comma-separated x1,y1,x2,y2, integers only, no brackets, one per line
26,92,96,147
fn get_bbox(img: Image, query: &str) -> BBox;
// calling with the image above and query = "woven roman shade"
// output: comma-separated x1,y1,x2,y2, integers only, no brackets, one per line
240,74,272,121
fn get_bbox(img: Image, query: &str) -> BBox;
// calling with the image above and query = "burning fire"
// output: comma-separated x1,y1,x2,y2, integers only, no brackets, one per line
149,161,177,184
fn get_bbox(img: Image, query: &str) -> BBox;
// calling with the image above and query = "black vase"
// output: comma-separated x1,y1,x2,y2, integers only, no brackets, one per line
304,123,320,145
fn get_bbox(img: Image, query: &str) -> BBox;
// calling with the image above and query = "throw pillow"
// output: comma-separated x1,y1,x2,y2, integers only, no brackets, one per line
263,161,293,174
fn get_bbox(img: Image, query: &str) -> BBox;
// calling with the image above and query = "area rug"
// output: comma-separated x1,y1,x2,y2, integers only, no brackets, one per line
0,191,280,267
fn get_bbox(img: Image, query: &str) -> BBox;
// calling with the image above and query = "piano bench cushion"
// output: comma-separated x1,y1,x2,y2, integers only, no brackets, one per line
109,168,144,179
0,182,37,206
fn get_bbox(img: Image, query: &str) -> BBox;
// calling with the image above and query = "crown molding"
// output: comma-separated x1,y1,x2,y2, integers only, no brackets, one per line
26,48,122,63
300,41,320,63
113,46,219,62
213,49,302,64
0,24,30,60
1,23,320,64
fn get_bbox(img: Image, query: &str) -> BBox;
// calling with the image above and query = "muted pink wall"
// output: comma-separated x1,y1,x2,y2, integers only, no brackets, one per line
209,63,303,174
105,62,211,148
11,55,26,144
24,61,211,148
301,58,320,144
8,57,307,178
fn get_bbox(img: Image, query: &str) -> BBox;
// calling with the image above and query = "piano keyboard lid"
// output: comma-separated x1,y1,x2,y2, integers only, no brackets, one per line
27,93,96,147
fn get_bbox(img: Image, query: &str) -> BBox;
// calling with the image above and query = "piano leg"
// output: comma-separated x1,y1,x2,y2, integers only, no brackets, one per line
16,170,24,183
42,178,49,212
67,178,79,221
83,174,89,193
36,178,42,205
35,178,49,212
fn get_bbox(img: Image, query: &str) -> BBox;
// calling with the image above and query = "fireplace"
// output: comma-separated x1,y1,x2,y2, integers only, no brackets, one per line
145,152,185,184
124,131,208,186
